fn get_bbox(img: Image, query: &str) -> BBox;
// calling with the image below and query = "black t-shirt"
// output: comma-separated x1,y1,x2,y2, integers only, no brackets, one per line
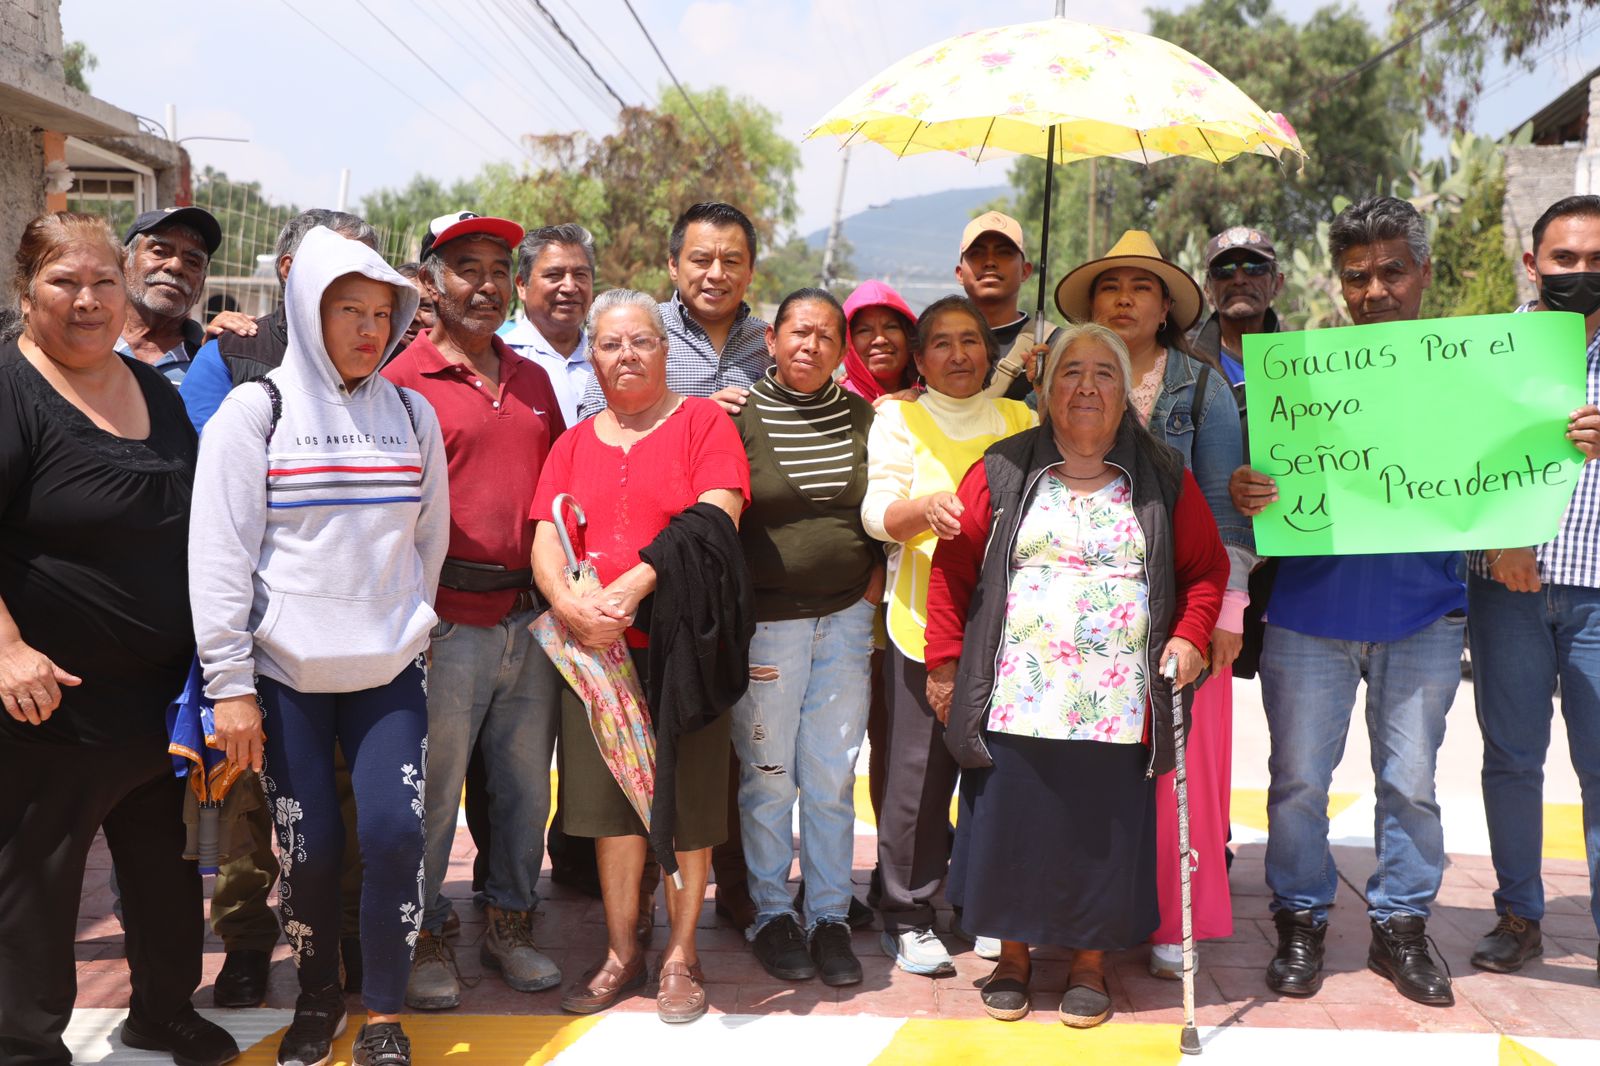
0,342,198,746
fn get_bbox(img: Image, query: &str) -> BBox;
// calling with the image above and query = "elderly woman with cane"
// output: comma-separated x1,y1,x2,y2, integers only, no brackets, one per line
924,323,1227,1028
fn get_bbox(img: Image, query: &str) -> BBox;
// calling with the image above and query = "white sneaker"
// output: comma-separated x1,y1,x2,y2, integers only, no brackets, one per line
1149,941,1196,980
973,936,1002,960
881,927,956,976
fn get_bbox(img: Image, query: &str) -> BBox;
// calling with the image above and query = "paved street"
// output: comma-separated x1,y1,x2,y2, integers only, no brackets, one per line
65,673,1598,1064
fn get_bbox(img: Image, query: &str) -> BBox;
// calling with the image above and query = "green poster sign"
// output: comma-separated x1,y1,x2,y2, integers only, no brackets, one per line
1241,311,1589,556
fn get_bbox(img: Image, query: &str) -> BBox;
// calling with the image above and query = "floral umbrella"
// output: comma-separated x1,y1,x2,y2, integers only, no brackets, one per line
804,8,1306,336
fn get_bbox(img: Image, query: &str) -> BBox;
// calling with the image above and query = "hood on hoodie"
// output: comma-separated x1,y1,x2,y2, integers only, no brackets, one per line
281,226,421,400
841,279,918,400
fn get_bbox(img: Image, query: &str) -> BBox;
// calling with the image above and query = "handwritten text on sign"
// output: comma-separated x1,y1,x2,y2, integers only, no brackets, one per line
1241,311,1588,556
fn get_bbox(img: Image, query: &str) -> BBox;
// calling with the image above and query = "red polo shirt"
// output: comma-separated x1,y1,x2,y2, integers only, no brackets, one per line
383,332,565,626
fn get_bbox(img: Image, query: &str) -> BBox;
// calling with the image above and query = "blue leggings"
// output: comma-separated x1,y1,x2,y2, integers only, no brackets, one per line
258,660,427,1015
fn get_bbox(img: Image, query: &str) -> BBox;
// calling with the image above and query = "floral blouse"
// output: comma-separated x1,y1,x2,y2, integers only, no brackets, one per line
986,472,1150,742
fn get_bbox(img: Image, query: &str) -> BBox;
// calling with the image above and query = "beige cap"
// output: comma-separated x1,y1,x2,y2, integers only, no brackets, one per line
959,211,1026,258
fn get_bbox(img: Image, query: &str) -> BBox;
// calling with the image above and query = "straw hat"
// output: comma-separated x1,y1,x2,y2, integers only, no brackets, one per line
1054,230,1203,332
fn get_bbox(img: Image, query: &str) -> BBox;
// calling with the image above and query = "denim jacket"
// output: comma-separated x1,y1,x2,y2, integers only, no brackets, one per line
1146,347,1253,554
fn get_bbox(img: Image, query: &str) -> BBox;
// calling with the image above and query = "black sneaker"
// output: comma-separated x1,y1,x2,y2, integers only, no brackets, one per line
1368,914,1454,1007
119,1006,240,1066
1470,911,1542,973
351,1022,411,1066
276,983,347,1066
752,913,817,980
809,919,863,986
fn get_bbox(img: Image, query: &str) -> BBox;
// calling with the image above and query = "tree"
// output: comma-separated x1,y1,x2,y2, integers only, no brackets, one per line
758,235,856,301
1391,0,1591,131
1000,0,1419,298
359,86,800,299
62,41,96,93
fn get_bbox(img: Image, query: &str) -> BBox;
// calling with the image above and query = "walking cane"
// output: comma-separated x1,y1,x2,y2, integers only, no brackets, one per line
1163,654,1202,1056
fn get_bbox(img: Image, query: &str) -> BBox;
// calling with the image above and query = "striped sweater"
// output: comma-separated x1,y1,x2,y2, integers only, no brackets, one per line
735,367,879,620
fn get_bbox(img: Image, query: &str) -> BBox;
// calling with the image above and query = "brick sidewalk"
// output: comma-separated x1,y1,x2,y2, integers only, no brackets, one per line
70,829,1600,1040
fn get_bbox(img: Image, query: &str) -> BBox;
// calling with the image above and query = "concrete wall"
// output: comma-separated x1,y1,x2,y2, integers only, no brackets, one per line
0,0,65,79
0,115,43,300
1503,144,1582,303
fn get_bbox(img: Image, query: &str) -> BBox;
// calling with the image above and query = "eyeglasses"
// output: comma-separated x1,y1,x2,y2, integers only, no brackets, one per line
594,335,664,356
1208,260,1275,281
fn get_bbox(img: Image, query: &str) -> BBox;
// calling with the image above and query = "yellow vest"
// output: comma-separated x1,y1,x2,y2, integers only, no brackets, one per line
886,398,1034,661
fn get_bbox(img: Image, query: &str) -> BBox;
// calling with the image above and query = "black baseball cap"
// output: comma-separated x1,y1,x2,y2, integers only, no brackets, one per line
123,206,222,257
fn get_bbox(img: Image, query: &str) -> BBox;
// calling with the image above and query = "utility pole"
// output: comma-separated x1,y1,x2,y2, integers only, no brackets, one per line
336,168,351,212
1086,157,1098,260
820,147,851,289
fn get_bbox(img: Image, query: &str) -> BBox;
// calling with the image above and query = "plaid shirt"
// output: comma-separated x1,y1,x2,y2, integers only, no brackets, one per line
577,292,771,420
1468,301,1600,588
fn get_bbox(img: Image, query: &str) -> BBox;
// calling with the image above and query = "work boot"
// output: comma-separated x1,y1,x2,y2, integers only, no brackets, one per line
481,905,561,992
213,948,271,1008
1368,914,1454,1007
1266,908,1327,997
1470,911,1542,973
405,929,461,1011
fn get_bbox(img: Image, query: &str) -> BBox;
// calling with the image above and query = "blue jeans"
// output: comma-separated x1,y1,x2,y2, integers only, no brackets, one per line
258,661,427,1016
420,611,559,930
1467,573,1600,934
1260,614,1464,922
731,598,874,933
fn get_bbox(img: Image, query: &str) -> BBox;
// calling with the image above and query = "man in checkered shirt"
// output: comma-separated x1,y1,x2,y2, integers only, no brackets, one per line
1466,194,1600,983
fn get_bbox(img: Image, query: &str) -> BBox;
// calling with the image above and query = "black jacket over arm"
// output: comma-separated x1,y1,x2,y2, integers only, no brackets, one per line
637,502,755,877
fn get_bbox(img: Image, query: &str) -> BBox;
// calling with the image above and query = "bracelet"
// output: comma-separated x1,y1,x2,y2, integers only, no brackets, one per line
1485,550,1504,568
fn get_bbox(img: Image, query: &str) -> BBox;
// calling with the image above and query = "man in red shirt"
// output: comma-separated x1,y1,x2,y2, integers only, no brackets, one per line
383,211,567,1010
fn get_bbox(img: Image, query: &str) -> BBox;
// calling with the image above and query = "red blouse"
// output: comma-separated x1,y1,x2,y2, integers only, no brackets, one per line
530,397,751,646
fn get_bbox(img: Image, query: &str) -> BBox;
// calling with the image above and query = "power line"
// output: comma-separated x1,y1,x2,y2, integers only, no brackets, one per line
464,0,609,130
484,0,617,119
272,0,507,162
620,0,722,150
530,0,630,110
401,0,553,124
1290,0,1479,111
348,0,530,159
558,0,653,101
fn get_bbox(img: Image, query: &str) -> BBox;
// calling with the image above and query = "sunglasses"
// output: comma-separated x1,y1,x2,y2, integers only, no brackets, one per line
1208,260,1275,280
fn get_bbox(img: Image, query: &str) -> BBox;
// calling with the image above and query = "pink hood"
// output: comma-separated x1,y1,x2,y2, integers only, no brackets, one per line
841,280,918,401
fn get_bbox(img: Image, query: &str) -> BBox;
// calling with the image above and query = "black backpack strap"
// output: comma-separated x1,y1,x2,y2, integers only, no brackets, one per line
392,382,418,431
256,378,283,444
1192,364,1211,432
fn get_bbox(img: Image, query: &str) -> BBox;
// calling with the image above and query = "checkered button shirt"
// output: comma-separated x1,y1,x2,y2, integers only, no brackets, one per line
577,292,771,420
1468,301,1600,588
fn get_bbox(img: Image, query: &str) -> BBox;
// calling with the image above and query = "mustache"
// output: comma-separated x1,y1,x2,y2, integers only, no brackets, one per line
143,271,193,298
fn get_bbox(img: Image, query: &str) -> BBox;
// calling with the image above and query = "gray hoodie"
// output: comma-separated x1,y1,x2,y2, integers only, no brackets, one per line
190,226,449,699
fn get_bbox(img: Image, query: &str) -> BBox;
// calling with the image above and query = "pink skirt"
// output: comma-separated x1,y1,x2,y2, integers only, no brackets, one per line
1152,667,1234,944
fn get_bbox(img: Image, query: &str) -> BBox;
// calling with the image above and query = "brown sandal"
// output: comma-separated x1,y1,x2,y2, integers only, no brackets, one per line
560,954,646,1014
656,959,707,1024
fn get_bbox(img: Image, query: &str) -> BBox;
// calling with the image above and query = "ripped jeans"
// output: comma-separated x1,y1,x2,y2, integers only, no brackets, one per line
731,597,875,933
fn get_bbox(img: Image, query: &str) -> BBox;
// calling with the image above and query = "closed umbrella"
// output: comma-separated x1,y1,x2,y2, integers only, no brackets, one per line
804,2,1306,345
528,493,682,889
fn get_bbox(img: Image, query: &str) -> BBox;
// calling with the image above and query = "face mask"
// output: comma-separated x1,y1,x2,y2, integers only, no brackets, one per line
1539,271,1600,316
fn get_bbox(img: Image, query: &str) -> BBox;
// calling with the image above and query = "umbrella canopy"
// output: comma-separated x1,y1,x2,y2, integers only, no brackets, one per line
805,17,1304,166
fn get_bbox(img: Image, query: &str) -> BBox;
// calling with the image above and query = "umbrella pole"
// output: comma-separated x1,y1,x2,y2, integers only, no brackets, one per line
1034,123,1056,346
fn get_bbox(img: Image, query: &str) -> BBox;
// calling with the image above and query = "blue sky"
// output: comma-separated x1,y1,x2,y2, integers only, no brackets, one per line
60,0,1600,234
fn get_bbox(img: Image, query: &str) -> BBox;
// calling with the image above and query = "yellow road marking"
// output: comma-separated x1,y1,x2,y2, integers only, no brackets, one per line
237,1014,599,1065
870,1019,1183,1065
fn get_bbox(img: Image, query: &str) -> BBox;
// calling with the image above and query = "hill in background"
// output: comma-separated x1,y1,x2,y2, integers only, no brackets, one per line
806,184,1009,311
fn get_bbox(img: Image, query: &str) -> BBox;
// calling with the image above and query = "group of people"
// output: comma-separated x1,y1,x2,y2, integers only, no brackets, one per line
0,183,1598,1066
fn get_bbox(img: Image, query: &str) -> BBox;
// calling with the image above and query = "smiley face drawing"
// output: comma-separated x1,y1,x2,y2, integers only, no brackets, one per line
1282,492,1332,534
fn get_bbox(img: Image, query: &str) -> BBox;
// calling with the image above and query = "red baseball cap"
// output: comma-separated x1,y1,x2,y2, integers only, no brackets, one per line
420,210,525,259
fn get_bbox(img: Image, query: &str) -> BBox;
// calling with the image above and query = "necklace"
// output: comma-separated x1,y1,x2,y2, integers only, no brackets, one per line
1057,464,1110,481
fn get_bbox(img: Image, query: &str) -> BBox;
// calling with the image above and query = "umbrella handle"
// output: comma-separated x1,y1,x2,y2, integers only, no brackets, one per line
552,493,587,574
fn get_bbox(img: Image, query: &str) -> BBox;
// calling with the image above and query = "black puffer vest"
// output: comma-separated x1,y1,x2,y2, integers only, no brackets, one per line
216,306,289,387
941,418,1192,778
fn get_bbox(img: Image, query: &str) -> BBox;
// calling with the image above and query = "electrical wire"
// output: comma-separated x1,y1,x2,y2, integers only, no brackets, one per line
272,0,508,160
558,0,653,100
530,0,630,110
400,0,555,122
621,0,721,149
462,0,610,130
1289,0,1479,111
487,0,618,118
349,0,530,158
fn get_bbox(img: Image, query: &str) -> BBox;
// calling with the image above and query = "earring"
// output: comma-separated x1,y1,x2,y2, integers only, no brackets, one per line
1159,317,1168,331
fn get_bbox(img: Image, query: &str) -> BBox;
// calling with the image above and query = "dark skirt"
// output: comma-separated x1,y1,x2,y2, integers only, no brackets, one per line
948,732,1158,950
556,647,731,851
